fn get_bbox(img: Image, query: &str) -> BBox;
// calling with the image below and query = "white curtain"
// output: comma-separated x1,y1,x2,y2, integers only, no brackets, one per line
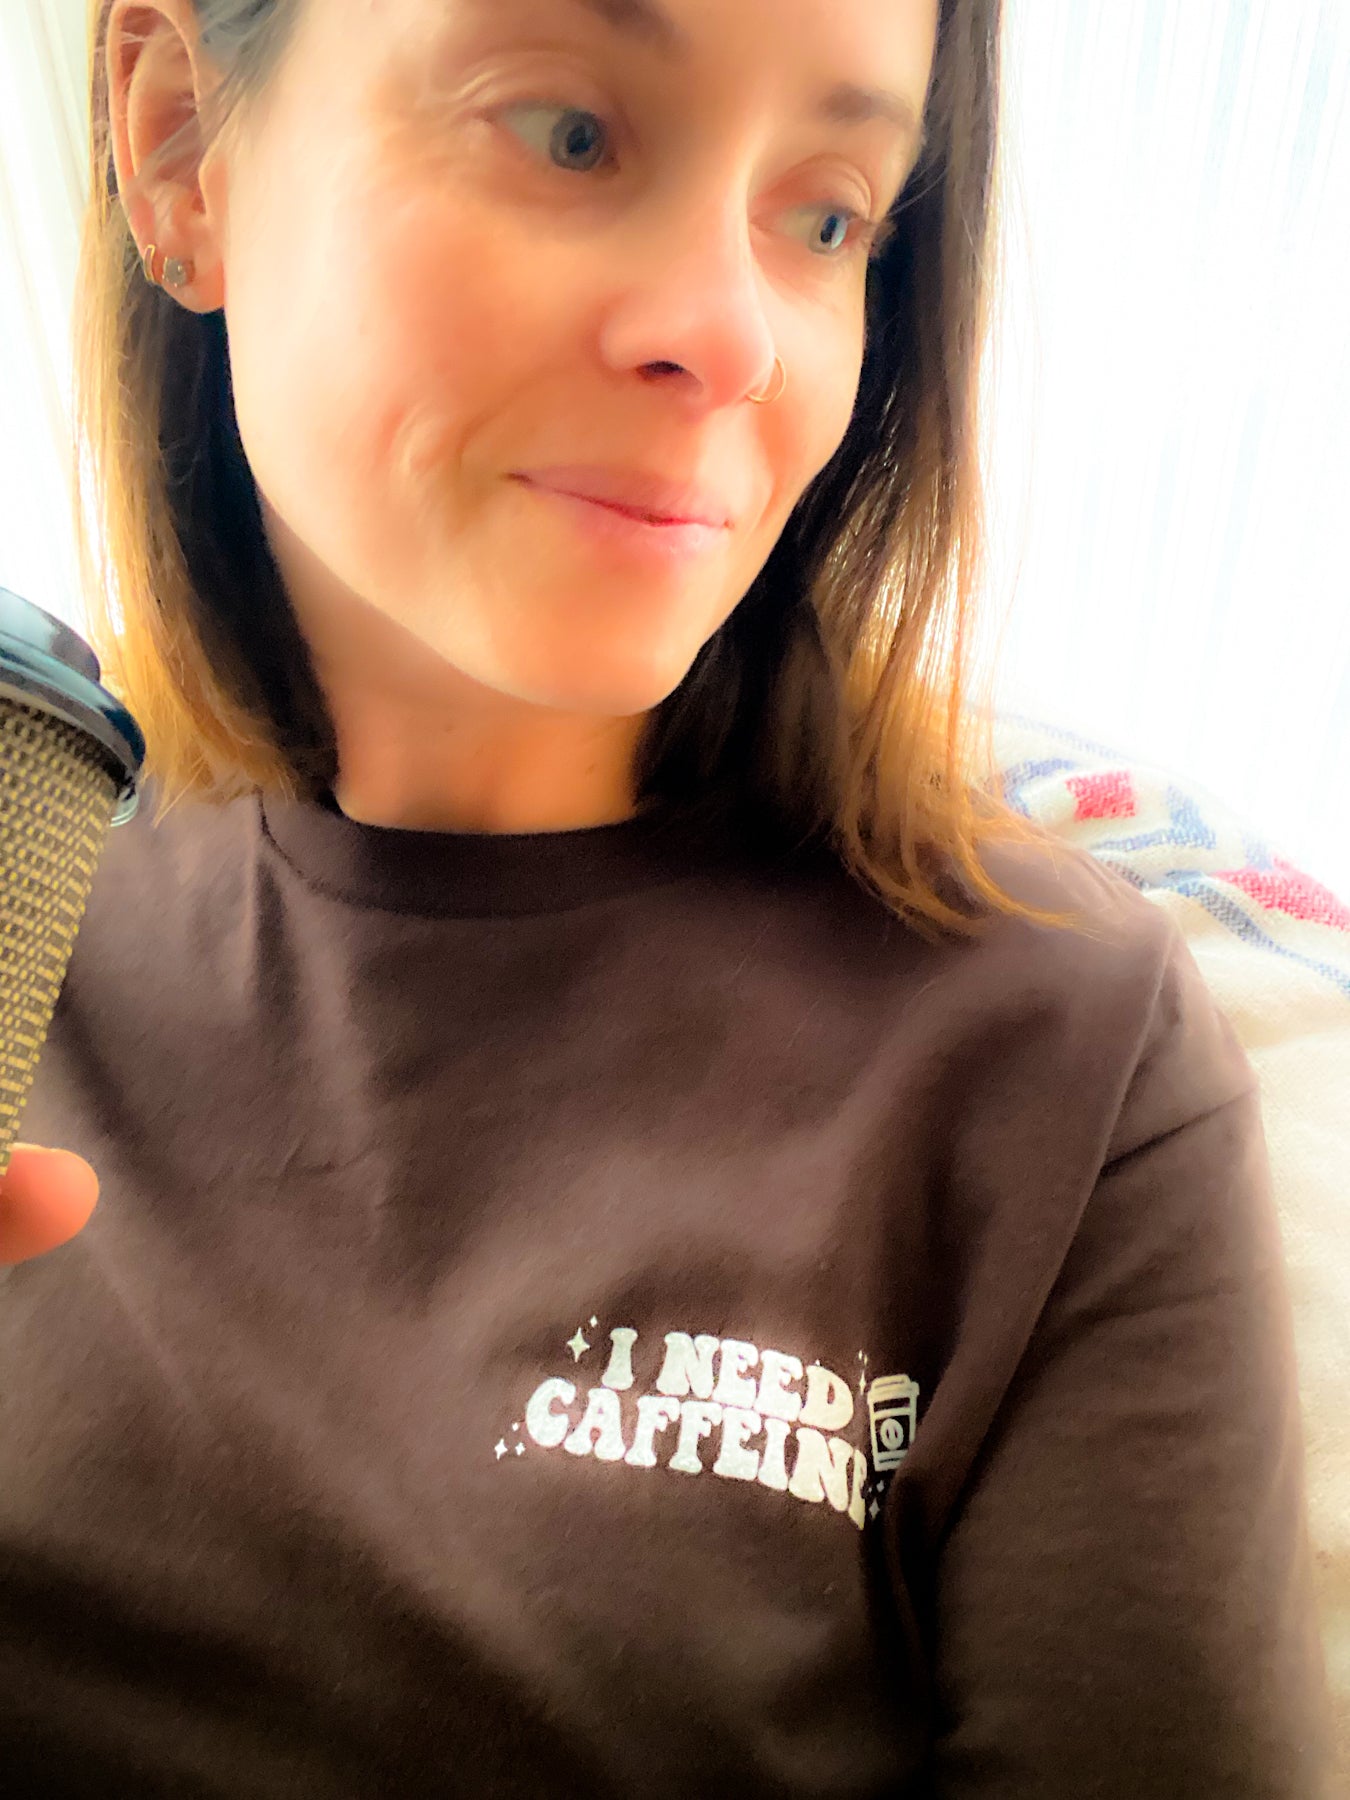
0,0,87,633
986,1,1349,900
2,0,1347,899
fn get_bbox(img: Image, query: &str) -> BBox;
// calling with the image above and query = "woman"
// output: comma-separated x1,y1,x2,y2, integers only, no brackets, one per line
0,0,1334,1793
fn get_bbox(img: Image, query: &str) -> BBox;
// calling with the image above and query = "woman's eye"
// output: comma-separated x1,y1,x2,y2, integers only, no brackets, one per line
504,99,612,173
497,101,890,265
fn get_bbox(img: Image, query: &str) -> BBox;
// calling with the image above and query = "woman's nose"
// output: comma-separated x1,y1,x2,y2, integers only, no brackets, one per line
625,205,778,400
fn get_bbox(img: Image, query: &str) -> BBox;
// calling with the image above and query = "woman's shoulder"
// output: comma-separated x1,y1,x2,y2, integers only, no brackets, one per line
777,817,1181,991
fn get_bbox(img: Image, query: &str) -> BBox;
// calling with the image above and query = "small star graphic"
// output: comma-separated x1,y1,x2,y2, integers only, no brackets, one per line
869,1498,880,1519
589,1315,598,1328
511,1422,520,1432
566,1329,590,1361
514,1443,525,1456
494,1440,508,1460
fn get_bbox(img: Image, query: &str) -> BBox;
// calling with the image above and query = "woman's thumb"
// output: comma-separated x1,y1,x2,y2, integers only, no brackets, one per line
0,1145,100,1266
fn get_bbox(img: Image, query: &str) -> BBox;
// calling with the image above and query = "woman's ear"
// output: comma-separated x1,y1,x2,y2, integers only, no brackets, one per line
105,0,229,313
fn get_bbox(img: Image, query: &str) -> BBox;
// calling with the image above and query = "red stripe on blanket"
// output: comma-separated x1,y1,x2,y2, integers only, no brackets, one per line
1220,862,1350,931
1066,769,1139,822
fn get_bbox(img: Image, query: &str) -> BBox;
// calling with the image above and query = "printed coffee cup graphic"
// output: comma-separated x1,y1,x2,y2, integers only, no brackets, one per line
866,1373,920,1472
0,586,145,1181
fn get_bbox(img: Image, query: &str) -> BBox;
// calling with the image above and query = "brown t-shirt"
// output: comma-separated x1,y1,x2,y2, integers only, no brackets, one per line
0,778,1334,1796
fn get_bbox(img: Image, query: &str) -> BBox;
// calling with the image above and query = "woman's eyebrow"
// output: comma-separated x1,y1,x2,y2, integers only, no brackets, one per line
464,0,926,150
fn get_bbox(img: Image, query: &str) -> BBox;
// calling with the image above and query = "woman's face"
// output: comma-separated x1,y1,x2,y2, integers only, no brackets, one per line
116,0,938,829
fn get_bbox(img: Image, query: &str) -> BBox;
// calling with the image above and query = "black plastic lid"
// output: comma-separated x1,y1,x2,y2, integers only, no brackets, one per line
0,587,147,826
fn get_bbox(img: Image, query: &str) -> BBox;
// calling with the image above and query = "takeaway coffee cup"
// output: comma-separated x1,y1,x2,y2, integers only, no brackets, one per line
0,586,145,1182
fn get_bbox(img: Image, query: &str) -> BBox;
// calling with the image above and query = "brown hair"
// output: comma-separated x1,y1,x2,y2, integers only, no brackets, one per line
73,0,1093,946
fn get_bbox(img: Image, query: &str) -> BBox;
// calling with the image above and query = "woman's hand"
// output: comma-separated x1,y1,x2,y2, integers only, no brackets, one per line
0,1145,100,1265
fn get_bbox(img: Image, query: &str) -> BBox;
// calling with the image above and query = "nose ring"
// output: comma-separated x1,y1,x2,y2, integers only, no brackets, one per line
748,356,787,405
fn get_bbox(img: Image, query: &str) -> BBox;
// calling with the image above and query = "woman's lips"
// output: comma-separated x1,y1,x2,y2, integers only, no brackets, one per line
512,467,731,529
513,477,729,566
581,495,678,524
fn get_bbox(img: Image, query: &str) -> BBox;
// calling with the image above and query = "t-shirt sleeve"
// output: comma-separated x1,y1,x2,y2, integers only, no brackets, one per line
923,918,1336,1798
